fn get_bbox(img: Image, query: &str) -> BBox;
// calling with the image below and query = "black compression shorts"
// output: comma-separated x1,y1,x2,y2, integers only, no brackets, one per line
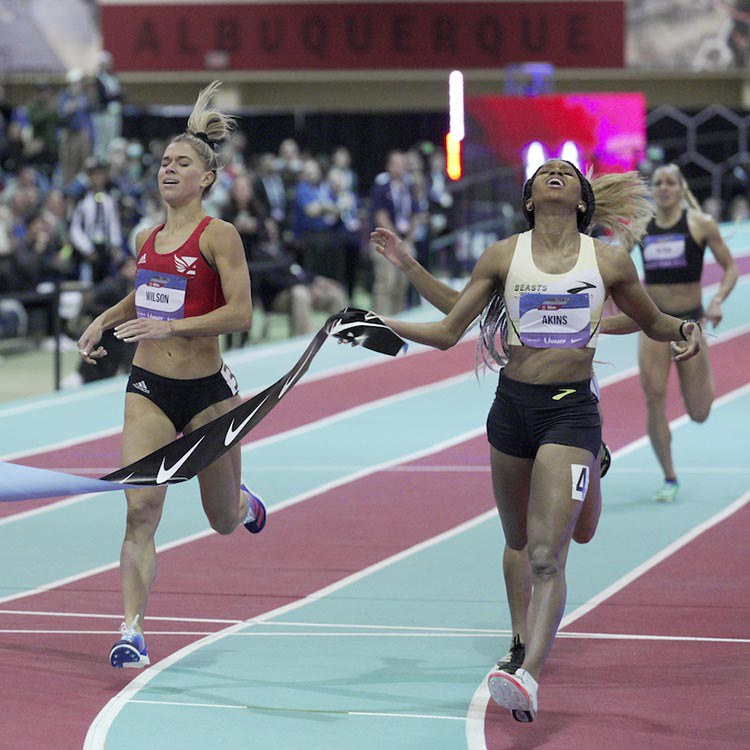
486,373,601,459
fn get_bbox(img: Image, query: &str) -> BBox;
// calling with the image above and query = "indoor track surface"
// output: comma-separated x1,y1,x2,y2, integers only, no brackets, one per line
1,230,749,750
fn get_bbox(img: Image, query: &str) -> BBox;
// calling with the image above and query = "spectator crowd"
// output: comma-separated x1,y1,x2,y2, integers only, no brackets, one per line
0,69,457,361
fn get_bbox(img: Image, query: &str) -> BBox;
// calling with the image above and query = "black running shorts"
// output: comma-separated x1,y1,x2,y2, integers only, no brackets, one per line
126,363,239,433
486,373,601,459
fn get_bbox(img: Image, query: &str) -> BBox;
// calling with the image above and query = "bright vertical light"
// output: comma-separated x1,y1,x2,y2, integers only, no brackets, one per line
561,140,580,169
449,70,464,141
446,70,464,180
525,141,546,179
446,133,462,181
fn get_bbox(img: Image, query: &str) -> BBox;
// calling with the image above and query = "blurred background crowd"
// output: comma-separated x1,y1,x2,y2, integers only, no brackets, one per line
0,61,462,372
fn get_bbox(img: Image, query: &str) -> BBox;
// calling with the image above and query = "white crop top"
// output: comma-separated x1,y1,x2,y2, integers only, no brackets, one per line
503,230,606,350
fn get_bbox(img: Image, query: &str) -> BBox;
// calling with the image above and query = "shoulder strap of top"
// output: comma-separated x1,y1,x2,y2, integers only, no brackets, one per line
188,215,213,244
140,224,165,255
578,233,596,260
514,229,532,255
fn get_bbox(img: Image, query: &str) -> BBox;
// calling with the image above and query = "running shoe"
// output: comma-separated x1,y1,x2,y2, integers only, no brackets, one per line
241,483,267,534
487,667,538,723
600,442,611,478
494,634,526,675
654,480,679,503
109,616,150,668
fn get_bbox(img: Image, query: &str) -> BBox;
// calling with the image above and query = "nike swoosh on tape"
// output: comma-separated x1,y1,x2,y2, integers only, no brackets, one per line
155,436,206,484
223,393,272,447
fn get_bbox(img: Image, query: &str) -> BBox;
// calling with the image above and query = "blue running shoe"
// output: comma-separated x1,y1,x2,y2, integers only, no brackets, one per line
241,483,267,534
110,616,150,668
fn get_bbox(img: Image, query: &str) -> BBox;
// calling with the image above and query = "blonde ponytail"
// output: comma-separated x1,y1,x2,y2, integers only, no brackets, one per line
169,81,236,194
590,171,655,250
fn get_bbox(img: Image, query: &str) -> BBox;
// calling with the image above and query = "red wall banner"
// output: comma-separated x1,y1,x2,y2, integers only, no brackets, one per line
100,2,625,71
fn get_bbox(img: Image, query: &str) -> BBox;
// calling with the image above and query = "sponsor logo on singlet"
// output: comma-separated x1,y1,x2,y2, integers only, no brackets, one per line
514,283,548,292
567,281,597,295
174,255,198,276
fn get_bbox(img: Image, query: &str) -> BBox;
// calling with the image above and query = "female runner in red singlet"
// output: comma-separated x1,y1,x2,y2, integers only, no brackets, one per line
77,82,266,669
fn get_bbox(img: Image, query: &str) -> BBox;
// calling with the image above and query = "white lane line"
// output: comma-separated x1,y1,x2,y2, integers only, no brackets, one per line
465,485,750,750
0,425,485,605
610,467,750,475
5,629,749,644
82,509,497,750
0,630,220,636
3,612,746,646
0,491,120,529
0,609,243,624
128,700,468,723
562,486,750,626
557,631,750,644
607,383,749,465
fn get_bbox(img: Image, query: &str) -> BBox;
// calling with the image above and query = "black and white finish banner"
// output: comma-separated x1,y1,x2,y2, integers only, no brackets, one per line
0,309,406,502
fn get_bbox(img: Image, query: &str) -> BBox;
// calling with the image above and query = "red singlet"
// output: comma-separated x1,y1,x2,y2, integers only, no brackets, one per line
135,216,226,320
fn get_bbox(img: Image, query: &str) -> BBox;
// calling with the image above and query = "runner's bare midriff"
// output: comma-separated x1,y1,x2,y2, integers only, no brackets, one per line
502,346,595,385
645,280,702,315
133,337,222,380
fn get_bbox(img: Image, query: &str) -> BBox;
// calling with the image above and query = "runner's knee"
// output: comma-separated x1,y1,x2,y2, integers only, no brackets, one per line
687,402,711,423
572,523,595,545
642,386,667,410
528,544,563,578
207,512,238,536
124,497,163,540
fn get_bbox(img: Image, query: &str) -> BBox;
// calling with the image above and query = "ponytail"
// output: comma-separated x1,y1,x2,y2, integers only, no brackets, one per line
169,81,236,195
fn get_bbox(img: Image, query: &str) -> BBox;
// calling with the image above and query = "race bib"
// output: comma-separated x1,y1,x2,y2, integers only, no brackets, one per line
135,269,187,321
518,293,591,349
642,234,687,270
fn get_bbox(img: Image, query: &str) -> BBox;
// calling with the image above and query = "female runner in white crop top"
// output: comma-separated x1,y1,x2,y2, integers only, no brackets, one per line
369,159,702,723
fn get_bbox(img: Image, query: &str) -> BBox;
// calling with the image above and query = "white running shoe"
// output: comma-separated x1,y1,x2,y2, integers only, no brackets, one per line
654,480,679,503
109,616,150,668
487,667,538,722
